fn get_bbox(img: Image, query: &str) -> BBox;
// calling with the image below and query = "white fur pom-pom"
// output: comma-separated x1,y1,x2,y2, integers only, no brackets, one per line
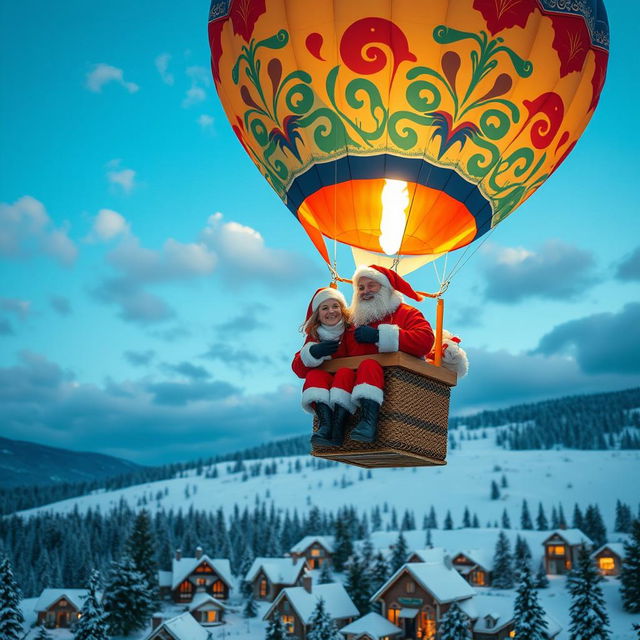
442,340,469,378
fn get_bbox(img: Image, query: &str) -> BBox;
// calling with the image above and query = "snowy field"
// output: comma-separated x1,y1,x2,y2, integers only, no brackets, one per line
16,431,640,638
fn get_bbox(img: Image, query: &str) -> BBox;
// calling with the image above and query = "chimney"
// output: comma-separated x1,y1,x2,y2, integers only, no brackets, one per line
175,548,182,561
195,546,204,559
302,571,312,594
151,615,164,630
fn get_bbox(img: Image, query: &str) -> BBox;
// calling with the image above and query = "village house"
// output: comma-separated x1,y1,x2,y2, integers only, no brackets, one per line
187,592,228,625
245,556,309,601
145,611,212,640
158,547,233,603
591,542,625,577
34,588,97,629
290,535,335,568
370,559,475,639
450,549,492,587
264,575,358,639
542,529,592,575
339,611,403,640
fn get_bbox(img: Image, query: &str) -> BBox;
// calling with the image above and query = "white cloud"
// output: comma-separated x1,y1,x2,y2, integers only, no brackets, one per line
107,168,137,193
186,66,211,85
197,114,214,128
86,63,139,93
155,53,174,85
0,196,77,266
182,86,206,108
89,209,130,242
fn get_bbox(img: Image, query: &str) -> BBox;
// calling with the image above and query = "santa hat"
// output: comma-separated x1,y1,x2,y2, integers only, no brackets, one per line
352,265,423,301
305,287,347,321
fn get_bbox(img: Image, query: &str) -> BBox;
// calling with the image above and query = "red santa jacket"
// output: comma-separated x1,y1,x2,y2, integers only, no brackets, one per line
291,334,351,379
345,303,435,359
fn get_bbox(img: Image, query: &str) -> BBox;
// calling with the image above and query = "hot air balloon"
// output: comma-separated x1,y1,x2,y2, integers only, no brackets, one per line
208,0,609,467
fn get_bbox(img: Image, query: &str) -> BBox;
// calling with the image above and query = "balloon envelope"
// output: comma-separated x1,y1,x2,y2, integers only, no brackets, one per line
208,0,609,262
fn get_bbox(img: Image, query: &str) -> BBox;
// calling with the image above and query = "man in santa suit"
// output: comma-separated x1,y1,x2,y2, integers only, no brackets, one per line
346,264,435,443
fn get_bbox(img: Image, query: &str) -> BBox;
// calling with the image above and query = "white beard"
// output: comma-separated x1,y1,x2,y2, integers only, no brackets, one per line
351,287,402,326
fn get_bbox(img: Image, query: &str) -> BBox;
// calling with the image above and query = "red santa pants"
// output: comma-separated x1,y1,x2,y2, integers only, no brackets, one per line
301,359,384,413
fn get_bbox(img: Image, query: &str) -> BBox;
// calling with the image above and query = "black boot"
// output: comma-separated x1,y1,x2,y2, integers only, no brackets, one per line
326,404,350,447
310,403,334,448
350,399,380,443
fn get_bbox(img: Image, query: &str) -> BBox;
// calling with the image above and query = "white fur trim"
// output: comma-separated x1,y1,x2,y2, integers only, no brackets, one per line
442,342,469,378
300,341,329,368
352,383,384,406
377,323,400,352
312,288,347,312
330,387,357,413
353,266,391,290
301,386,330,414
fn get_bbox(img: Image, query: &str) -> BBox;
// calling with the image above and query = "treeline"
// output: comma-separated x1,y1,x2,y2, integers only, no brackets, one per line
1,493,635,599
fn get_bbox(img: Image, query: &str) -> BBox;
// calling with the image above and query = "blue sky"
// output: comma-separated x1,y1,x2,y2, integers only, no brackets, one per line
1,0,639,464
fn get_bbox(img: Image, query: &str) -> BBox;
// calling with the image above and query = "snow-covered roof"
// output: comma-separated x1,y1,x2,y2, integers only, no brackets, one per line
265,583,358,624
145,612,211,640
459,594,513,633
372,561,475,605
158,570,172,587
34,589,95,612
543,528,593,547
188,592,228,612
290,535,335,554
339,612,402,638
171,555,233,590
451,548,493,571
409,548,447,563
245,557,305,585
591,542,625,558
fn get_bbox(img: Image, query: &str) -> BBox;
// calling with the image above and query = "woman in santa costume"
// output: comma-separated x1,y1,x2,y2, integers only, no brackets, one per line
292,287,357,448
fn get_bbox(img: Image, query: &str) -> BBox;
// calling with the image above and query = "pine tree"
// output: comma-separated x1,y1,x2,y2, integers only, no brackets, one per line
438,603,470,640
265,615,287,640
73,569,109,640
490,480,500,500
0,555,24,640
513,565,548,640
492,531,514,589
536,503,549,531
572,504,584,530
567,549,610,640
345,553,371,615
103,556,154,636
534,561,549,589
243,593,258,618
620,519,640,613
426,506,438,529
332,519,353,572
35,624,53,640
308,598,341,640
124,510,158,595
471,514,480,528
370,551,390,596
318,561,333,584
444,511,454,530
550,506,560,529
390,532,409,573
501,474,508,488
583,504,607,548
501,509,511,529
520,500,533,530
514,535,532,574
462,507,471,528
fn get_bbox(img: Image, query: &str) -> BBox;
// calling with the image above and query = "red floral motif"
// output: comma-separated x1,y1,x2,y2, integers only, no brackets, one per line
522,91,564,150
208,19,226,85
548,12,591,77
473,0,536,36
230,0,266,42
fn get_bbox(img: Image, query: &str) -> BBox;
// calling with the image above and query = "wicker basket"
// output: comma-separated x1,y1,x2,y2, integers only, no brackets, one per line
311,353,456,468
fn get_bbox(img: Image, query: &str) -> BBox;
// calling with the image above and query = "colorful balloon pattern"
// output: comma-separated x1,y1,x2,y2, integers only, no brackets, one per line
208,0,609,262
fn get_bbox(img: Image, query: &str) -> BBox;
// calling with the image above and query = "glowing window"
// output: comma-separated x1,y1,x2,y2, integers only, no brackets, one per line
509,631,516,638
599,557,615,571
205,610,218,622
548,545,566,555
417,610,436,639
310,548,321,557
387,606,400,625
282,615,295,633
212,580,225,596
471,570,486,586
197,578,206,586
259,579,268,597
179,581,191,593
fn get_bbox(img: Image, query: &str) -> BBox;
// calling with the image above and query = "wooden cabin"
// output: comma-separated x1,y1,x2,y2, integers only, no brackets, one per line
451,550,492,587
591,543,625,577
542,529,592,575
339,612,403,640
370,561,474,639
188,592,228,625
245,556,309,601
35,589,95,629
264,576,358,640
158,547,233,603
290,535,335,568
144,612,212,640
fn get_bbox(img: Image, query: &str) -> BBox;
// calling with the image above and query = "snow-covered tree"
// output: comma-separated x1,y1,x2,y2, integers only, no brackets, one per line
370,551,390,595
534,561,549,589
520,500,533,530
35,623,53,640
567,549,610,640
390,532,409,573
513,565,548,640
438,603,470,640
318,561,333,584
308,598,341,640
444,511,454,530
265,615,287,640
536,503,549,531
514,535,532,574
501,509,511,529
103,556,153,636
492,531,514,589
490,480,500,500
124,510,157,595
243,592,258,618
345,553,371,614
621,519,640,613
0,555,24,640
332,519,353,572
74,569,109,640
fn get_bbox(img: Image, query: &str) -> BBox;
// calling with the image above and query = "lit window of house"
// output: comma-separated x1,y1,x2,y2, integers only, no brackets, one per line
282,615,295,633
212,580,224,596
311,548,321,557
406,581,415,594
565,559,572,570
197,578,206,586
205,610,218,623
471,570,486,586
387,606,400,625
417,609,436,639
509,631,516,638
548,545,565,556
599,557,615,571
259,579,268,598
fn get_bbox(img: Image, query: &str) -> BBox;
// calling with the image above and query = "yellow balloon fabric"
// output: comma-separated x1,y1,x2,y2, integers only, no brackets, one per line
208,0,609,262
